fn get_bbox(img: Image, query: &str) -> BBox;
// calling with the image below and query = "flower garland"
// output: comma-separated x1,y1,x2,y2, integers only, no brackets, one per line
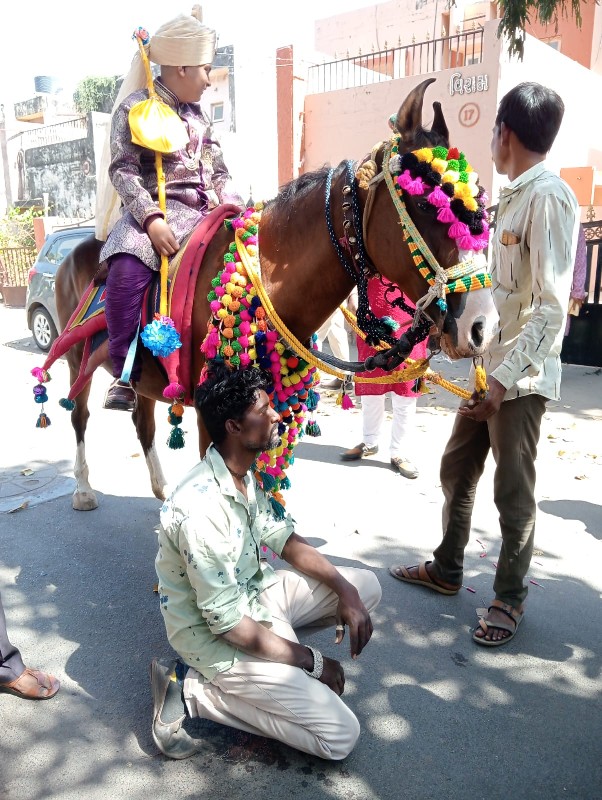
391,141,490,253
200,207,320,519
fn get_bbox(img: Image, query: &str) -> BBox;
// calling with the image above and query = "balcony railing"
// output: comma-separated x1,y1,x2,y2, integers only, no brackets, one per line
10,116,88,151
308,29,484,94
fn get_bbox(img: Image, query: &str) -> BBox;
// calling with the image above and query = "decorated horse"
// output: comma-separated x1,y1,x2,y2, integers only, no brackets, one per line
31,78,498,513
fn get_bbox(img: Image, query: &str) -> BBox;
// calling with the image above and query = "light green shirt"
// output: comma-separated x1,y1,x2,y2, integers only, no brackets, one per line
156,445,295,680
486,163,579,402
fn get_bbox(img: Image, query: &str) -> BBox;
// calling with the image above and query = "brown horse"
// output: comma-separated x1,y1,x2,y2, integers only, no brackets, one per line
55,79,498,511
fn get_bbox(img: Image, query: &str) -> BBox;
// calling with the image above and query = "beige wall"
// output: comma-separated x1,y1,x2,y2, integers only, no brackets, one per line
304,22,501,201
303,18,602,210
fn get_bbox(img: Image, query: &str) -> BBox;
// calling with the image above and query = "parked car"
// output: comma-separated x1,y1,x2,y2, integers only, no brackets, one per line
26,226,95,351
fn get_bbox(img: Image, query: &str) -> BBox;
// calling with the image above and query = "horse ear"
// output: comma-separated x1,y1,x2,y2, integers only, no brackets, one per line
431,101,449,146
395,77,436,141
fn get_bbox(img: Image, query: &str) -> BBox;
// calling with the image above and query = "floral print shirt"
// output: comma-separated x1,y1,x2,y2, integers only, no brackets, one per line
156,445,295,680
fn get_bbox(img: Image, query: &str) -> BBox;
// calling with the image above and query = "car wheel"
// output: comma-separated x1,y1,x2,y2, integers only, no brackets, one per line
31,307,58,352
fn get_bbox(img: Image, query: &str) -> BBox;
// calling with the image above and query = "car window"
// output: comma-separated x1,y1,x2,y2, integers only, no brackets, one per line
44,233,88,265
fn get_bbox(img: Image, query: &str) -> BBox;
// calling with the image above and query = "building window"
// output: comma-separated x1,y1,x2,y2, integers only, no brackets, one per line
211,102,224,123
546,38,561,51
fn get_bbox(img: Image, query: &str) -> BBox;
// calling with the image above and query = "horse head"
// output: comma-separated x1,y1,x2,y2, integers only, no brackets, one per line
363,78,498,360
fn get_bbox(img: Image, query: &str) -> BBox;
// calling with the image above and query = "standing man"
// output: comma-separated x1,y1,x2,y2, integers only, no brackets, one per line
389,83,579,646
0,591,60,699
152,364,381,759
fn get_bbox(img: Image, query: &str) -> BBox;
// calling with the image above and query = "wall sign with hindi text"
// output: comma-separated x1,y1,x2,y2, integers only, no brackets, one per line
449,73,489,96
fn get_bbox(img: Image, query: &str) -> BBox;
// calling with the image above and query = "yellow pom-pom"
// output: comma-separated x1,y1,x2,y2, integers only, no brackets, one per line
217,308,228,320
225,282,235,294
248,348,257,360
414,147,434,163
431,158,447,174
464,197,478,212
222,294,232,306
442,170,460,184
275,342,285,355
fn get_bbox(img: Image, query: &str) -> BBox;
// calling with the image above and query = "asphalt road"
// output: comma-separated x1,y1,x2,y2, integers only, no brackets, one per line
0,302,600,800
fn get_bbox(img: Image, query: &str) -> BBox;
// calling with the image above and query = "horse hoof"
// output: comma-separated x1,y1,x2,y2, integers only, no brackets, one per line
72,491,99,511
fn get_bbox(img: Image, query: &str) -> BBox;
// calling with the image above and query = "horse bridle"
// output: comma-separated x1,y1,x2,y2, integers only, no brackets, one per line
321,134,492,373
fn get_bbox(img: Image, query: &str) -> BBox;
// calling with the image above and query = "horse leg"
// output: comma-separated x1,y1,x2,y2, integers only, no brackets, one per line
70,376,99,512
132,395,169,501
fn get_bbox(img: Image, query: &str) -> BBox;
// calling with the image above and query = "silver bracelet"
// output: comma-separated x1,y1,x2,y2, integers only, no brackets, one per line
302,646,323,679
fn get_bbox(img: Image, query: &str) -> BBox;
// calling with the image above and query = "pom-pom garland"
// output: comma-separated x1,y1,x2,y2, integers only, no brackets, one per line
392,138,490,253
31,367,52,429
201,207,321,511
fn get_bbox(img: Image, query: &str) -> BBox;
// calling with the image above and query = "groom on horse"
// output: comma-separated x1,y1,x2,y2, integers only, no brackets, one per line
96,5,243,411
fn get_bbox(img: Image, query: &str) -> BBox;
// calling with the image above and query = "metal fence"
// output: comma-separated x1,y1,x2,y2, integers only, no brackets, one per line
0,247,37,287
307,29,484,94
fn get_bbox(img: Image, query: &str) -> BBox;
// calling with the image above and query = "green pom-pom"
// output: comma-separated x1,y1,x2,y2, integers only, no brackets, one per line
447,159,460,171
211,277,221,287
458,171,469,183
223,253,235,263
231,341,242,353
305,419,321,437
459,158,468,172
306,388,319,411
381,315,400,331
167,426,185,450
207,290,217,302
228,243,237,254
432,146,448,160
269,497,286,520
59,398,75,411
262,472,276,491
230,355,241,366
168,412,183,425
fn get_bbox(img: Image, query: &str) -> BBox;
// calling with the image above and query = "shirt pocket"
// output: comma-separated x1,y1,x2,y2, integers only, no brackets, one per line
494,233,524,289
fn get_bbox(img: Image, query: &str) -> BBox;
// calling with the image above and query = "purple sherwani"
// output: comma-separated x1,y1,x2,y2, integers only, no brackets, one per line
100,79,243,378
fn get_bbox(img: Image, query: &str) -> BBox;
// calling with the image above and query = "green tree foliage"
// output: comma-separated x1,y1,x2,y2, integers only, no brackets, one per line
73,76,119,114
497,0,584,58
0,207,40,249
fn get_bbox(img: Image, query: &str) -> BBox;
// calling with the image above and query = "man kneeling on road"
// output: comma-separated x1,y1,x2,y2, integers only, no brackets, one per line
152,363,381,760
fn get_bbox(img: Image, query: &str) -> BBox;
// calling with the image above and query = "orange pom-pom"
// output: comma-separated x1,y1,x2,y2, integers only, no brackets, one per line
223,345,234,357
257,320,267,331
255,307,266,319
223,327,234,339
172,403,184,416
228,300,241,312
224,315,236,327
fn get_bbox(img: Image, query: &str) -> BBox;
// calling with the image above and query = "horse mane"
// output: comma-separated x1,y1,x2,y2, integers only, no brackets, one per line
269,162,347,212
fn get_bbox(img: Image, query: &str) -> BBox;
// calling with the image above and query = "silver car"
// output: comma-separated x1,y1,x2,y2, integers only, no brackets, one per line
26,226,95,351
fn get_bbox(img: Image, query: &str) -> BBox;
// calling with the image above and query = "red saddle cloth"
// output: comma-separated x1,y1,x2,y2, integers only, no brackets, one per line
39,204,240,405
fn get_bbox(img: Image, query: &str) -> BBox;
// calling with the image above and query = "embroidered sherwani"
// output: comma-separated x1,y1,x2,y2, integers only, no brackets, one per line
100,79,243,269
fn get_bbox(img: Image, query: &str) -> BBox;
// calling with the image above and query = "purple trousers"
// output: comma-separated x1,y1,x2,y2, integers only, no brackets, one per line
105,254,155,380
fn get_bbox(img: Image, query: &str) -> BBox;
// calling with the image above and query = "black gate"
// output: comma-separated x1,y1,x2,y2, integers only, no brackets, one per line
561,219,602,368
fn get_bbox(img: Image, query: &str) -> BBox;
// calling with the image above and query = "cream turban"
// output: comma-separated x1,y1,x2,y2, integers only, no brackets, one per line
150,12,216,67
95,6,217,241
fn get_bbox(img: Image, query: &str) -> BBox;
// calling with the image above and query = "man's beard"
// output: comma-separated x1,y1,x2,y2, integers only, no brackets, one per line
245,424,280,454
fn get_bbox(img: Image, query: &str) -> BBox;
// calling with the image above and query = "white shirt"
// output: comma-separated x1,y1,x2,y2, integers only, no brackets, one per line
486,163,579,401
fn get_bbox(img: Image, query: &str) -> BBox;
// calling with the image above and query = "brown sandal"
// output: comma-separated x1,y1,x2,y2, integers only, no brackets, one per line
0,668,60,700
389,561,460,595
473,601,524,647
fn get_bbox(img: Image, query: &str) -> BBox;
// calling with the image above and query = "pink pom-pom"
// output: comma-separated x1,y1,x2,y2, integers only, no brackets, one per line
437,206,456,224
341,393,355,410
270,351,280,362
266,330,278,342
426,187,450,208
246,235,258,246
215,285,225,297
226,262,236,273
239,321,251,335
237,335,248,348
277,390,288,402
458,235,480,251
276,456,286,466
163,382,185,400
239,310,251,322
220,272,230,284
31,367,48,382
396,170,413,190
239,352,251,366
406,176,426,195
210,300,221,313
259,453,270,463
448,221,471,239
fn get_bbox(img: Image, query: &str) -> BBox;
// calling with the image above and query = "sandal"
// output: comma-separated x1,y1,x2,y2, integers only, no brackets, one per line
473,600,524,647
388,561,460,595
0,667,60,700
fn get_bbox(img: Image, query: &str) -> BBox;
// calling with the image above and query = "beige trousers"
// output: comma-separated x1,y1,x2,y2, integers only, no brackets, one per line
184,567,382,760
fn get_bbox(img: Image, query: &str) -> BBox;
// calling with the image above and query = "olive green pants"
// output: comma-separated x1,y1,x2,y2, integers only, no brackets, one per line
431,394,547,608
